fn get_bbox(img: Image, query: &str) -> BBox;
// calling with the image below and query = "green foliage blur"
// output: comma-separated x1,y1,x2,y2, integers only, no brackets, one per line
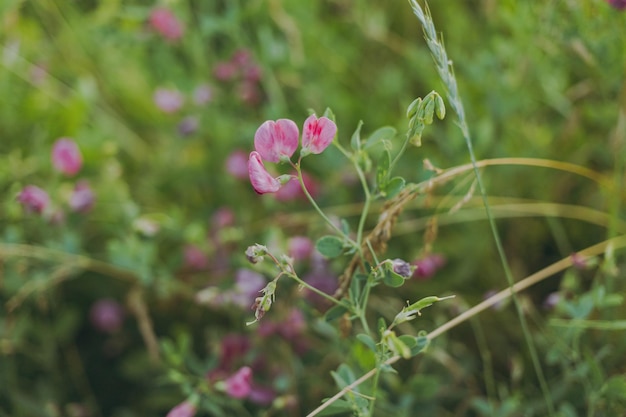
1,0,626,416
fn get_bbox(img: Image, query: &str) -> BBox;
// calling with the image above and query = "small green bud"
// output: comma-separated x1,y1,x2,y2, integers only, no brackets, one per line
406,98,422,119
434,93,446,120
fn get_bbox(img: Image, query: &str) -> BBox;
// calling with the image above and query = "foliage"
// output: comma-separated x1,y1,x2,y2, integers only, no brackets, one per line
1,1,626,416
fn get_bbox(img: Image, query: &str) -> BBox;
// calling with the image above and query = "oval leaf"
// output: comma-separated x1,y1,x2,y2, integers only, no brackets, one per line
316,235,344,258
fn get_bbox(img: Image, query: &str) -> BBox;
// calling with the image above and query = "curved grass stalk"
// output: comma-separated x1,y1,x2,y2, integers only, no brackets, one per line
408,2,556,413
306,234,626,417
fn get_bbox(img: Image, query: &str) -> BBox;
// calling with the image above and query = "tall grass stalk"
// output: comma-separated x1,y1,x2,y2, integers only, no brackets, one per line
407,1,556,415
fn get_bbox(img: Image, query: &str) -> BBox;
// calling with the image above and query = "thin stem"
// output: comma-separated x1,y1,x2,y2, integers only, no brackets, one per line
293,161,358,248
287,272,343,307
305,234,626,417
409,1,554,414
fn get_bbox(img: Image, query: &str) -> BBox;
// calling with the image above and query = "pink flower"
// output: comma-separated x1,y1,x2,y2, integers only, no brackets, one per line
183,245,208,270
52,138,82,176
154,88,184,113
17,185,50,214
606,0,626,10
412,253,445,280
254,119,299,163
90,299,125,333
301,115,337,155
69,181,95,213
224,366,253,399
274,171,318,202
248,151,281,194
166,401,196,417
149,8,184,41
288,236,314,261
226,149,250,180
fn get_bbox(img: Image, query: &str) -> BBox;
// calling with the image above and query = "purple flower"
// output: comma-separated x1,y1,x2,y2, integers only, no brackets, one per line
52,138,82,176
192,84,213,105
17,185,50,214
166,401,196,417
69,181,95,213
90,298,125,333
232,268,266,308
391,258,412,278
177,116,199,136
154,88,184,113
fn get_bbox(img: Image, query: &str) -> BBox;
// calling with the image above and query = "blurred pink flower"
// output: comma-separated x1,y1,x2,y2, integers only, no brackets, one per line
412,253,445,280
166,401,196,417
226,149,250,180
274,171,318,202
248,151,281,194
301,115,337,155
254,119,299,163
211,207,235,229
90,298,125,333
224,366,253,399
218,333,251,371
154,88,184,113
17,185,50,214
149,7,184,41
183,245,208,270
52,138,82,176
237,80,262,106
213,61,238,81
249,384,275,405
69,181,95,213
606,0,626,10
232,268,266,308
278,308,306,341
288,236,314,261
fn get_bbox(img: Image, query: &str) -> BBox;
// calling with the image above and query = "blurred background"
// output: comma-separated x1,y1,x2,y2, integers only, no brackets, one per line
1,1,625,416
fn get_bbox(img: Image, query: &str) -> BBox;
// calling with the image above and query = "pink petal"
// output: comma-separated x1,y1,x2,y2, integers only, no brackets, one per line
301,115,337,154
254,119,299,163
224,366,253,399
248,151,281,194
52,138,82,176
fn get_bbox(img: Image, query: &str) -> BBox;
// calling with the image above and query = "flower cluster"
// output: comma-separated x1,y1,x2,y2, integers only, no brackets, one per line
247,115,337,194
148,7,184,42
17,138,95,218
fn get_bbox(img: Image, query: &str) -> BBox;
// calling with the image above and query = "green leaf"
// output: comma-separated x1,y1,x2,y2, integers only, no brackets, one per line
376,149,391,191
356,333,377,353
324,304,349,322
316,235,344,258
350,120,364,151
382,176,405,199
364,126,397,149
383,268,405,288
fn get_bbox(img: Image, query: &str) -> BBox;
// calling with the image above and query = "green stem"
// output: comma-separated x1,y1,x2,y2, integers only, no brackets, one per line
408,1,555,415
294,161,358,248
287,271,343,307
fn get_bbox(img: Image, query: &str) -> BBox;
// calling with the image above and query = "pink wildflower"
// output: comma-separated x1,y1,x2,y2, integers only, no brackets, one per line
606,0,626,10
183,245,209,270
226,149,250,180
248,151,281,194
149,8,184,41
224,366,253,399
17,185,50,214
254,119,299,163
301,114,337,156
154,88,184,113
288,236,314,261
90,299,125,333
166,401,196,417
52,138,82,176
412,253,445,280
69,181,95,213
